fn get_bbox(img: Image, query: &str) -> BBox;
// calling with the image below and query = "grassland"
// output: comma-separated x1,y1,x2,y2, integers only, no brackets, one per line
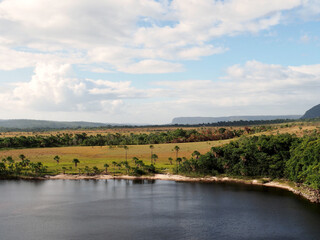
0,139,234,175
1,120,320,175
0,120,319,138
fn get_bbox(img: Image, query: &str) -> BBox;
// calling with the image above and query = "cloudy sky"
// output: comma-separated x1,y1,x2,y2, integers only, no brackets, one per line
0,0,319,124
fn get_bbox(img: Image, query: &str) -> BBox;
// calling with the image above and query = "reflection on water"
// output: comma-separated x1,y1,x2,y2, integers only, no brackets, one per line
0,179,319,240
132,179,156,184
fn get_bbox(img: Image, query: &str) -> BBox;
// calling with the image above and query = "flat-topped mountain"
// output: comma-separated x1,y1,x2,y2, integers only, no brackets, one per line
172,115,301,125
301,104,320,119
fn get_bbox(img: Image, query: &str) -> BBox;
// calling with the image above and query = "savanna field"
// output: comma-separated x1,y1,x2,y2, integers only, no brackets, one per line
0,121,320,176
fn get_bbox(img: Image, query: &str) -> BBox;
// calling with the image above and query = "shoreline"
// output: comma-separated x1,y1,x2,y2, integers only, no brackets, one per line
45,173,320,204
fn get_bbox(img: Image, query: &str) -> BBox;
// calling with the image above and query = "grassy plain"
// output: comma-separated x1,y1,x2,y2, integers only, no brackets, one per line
1,120,320,175
0,139,234,174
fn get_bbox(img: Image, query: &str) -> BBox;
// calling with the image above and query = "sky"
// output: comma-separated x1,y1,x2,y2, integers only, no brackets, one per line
0,0,319,124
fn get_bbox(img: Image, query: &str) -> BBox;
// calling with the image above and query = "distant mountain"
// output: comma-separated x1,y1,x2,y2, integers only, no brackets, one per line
0,119,110,130
172,115,301,125
301,104,320,119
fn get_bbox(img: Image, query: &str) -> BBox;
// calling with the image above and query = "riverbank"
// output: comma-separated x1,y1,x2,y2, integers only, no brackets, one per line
46,173,320,204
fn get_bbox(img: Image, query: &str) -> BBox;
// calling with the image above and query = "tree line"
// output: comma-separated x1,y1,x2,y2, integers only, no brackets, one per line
0,127,269,149
177,133,320,190
0,153,157,178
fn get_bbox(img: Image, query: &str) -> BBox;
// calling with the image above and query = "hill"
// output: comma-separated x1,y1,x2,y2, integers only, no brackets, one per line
172,115,301,125
301,104,320,119
0,119,109,130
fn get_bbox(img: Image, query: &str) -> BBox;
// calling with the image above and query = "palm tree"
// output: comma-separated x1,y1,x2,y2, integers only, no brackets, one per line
112,161,117,176
124,145,129,163
72,158,80,168
151,154,158,165
192,150,201,159
21,158,30,167
173,146,180,159
54,155,60,164
19,154,26,161
149,145,154,164
132,157,139,166
93,166,100,175
122,161,130,174
168,157,173,165
104,163,109,174
176,157,182,173
6,156,14,165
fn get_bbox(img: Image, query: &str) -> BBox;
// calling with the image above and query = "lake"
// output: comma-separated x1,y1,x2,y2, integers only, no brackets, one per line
0,179,320,240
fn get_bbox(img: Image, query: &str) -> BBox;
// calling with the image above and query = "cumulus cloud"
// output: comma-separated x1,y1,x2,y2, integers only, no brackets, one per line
0,0,315,73
1,61,319,124
0,63,148,113
146,60,320,122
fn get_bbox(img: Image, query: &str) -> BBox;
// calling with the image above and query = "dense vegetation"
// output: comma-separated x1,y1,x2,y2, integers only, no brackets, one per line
0,155,47,178
178,134,320,189
0,154,156,178
0,127,269,149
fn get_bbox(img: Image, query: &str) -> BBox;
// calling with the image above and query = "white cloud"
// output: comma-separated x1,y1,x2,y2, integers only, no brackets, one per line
146,60,320,122
116,60,184,74
0,61,319,124
0,63,148,113
0,0,315,73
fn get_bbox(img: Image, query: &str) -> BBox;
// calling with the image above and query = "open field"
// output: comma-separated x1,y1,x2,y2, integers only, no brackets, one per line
1,120,320,175
0,120,319,138
0,139,234,174
0,126,246,137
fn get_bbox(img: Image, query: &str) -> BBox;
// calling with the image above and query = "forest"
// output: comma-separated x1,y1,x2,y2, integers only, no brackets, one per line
178,134,320,189
0,126,269,148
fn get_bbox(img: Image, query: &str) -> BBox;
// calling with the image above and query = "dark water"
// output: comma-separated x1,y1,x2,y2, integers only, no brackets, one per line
0,180,320,240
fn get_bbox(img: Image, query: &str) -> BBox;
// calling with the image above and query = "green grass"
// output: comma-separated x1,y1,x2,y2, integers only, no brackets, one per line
0,139,233,175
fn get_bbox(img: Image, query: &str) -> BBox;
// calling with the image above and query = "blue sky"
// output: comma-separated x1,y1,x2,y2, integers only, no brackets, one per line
0,0,319,124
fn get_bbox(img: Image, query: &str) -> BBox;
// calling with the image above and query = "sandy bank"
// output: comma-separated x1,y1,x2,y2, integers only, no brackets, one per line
46,173,320,203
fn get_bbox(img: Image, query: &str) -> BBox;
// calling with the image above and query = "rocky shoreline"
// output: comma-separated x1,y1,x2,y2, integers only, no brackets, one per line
44,173,320,204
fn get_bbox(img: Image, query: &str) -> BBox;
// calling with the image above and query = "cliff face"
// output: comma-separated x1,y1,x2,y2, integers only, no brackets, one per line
301,104,320,119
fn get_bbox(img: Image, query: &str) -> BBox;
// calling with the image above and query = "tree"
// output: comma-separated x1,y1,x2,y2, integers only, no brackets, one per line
122,161,130,174
112,161,117,175
176,157,182,173
168,157,173,165
174,146,180,159
149,145,154,164
72,158,80,168
84,166,91,175
6,156,14,165
0,162,6,175
124,145,129,163
54,155,60,164
21,158,30,167
62,167,67,174
192,150,201,159
151,154,158,165
117,163,122,170
19,154,26,161
132,157,139,166
93,166,100,175
104,163,109,174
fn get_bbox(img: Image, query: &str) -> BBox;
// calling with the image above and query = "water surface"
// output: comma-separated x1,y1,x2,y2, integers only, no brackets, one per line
0,179,320,240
